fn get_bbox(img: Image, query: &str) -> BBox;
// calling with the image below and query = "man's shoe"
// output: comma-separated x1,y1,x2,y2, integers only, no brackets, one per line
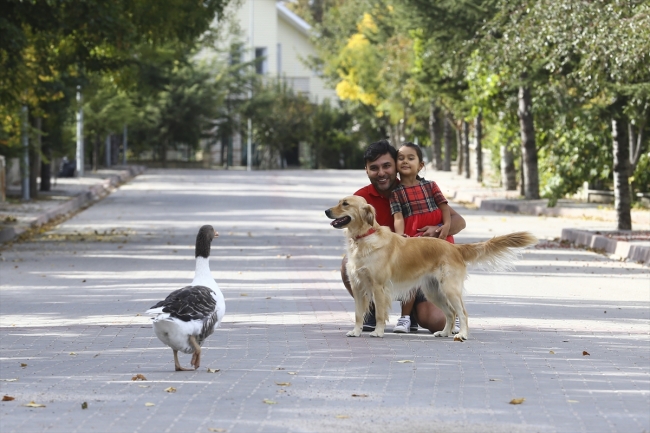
362,310,376,332
452,316,461,334
409,309,419,332
393,316,411,333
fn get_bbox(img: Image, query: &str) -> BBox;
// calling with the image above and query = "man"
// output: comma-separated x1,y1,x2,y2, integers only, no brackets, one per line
341,139,466,333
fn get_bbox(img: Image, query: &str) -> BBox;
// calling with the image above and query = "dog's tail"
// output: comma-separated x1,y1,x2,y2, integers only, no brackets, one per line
456,231,537,271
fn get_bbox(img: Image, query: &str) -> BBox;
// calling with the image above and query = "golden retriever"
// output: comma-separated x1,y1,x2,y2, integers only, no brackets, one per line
325,195,537,340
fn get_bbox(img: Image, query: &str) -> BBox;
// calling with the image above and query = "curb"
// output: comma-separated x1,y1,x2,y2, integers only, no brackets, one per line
561,228,650,265
0,165,145,244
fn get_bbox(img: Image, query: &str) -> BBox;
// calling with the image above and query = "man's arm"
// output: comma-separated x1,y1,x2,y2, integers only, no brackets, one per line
416,205,466,238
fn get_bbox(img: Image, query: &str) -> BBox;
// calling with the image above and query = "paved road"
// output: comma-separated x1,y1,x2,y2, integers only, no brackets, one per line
1,169,648,433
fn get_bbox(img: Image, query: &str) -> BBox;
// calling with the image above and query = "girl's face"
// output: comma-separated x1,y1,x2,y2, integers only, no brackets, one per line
397,146,423,177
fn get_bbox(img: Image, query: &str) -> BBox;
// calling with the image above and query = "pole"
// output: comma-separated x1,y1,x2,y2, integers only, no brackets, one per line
247,0,254,171
21,105,30,201
76,86,84,176
123,124,128,165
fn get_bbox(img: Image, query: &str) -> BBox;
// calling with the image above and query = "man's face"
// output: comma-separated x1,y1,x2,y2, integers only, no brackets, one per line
365,153,397,196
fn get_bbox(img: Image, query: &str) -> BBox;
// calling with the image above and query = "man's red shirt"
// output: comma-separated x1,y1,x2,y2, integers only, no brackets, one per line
354,184,395,231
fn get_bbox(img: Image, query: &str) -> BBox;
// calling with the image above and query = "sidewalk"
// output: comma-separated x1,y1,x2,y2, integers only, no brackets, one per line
0,165,145,244
0,166,648,264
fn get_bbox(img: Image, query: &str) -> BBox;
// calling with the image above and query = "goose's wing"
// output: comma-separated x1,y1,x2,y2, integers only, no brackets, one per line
149,285,217,322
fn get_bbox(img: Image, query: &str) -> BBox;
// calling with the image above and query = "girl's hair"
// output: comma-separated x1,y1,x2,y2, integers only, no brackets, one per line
399,142,425,180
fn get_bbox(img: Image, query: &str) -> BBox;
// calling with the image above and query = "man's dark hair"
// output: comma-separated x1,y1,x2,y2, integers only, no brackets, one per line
363,139,397,164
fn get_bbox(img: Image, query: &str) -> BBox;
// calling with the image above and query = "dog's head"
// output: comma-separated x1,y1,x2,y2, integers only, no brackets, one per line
325,196,378,235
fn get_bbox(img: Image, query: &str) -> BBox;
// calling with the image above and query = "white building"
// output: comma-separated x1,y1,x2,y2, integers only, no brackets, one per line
206,0,337,168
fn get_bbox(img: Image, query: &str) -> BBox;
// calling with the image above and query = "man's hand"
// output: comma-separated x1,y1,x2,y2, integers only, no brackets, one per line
416,225,444,238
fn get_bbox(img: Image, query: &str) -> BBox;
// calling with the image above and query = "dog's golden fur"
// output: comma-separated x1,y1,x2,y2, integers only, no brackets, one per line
326,195,537,339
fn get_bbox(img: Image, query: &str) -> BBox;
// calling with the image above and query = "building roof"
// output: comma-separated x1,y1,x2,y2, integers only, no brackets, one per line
276,2,311,37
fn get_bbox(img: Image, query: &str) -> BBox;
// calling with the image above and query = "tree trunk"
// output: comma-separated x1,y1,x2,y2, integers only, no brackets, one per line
443,113,453,171
429,102,443,170
456,122,463,175
517,83,540,199
29,117,42,198
612,117,632,230
462,120,470,179
92,135,99,172
475,113,483,183
500,143,517,190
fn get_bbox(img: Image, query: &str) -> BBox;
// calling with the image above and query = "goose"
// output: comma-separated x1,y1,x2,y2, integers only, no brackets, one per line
146,225,225,371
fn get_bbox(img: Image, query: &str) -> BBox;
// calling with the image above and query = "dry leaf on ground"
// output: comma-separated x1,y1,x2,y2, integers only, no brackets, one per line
81,402,88,409
275,382,291,387
145,402,155,407
582,351,590,356
549,350,555,354
509,398,525,405
138,385,150,388
69,352,77,356
288,372,297,375
351,394,368,397
207,368,220,373
0,379,18,382
164,387,176,393
489,379,501,382
336,415,349,419
20,363,27,368
2,395,15,401
396,360,414,363
131,374,147,381
208,428,227,432
23,401,46,408
262,399,277,405
567,400,579,403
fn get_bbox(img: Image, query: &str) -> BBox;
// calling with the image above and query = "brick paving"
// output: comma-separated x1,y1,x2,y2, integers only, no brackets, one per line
1,169,648,433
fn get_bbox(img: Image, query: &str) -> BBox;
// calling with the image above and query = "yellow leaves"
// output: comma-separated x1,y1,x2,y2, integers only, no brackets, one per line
23,401,46,408
207,368,220,373
275,382,291,387
164,387,177,393
262,399,277,405
131,374,147,381
357,13,378,34
336,415,349,419
509,398,525,405
396,360,414,363
351,393,368,397
145,402,155,407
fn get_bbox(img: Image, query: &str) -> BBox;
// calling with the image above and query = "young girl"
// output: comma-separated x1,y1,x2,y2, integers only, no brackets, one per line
390,142,453,241
390,142,454,333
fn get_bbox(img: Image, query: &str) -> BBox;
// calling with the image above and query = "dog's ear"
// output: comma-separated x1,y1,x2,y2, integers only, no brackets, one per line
362,204,376,226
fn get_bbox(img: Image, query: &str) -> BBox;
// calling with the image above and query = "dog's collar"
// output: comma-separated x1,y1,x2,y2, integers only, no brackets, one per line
354,228,377,240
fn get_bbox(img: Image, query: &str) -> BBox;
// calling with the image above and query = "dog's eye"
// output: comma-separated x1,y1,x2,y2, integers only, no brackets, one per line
342,201,348,206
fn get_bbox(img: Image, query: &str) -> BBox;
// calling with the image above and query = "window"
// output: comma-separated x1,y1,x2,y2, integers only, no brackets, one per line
255,47,268,74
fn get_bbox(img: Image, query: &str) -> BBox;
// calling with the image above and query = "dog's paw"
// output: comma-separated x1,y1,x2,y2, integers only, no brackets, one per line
369,330,384,338
433,331,450,337
346,329,361,337
455,332,468,341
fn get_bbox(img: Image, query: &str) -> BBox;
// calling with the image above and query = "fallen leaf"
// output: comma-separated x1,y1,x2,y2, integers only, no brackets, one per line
275,367,285,370
288,372,297,375
396,360,414,363
81,402,88,409
489,379,501,382
509,398,525,405
582,351,590,356
549,350,555,354
20,363,27,368
138,385,150,388
567,400,579,403
208,429,227,432
240,293,247,296
23,401,46,408
207,368,220,373
262,399,277,405
351,394,368,397
286,254,291,259
275,382,291,387
335,415,349,419
164,387,176,393
145,402,155,407
131,374,147,381
2,395,15,401
0,379,18,382
69,352,77,356
266,297,271,299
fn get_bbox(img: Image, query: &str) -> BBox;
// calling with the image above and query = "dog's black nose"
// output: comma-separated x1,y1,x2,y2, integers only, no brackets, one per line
325,209,332,218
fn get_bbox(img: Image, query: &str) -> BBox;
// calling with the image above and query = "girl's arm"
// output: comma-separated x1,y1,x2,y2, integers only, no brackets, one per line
437,202,451,239
393,212,405,236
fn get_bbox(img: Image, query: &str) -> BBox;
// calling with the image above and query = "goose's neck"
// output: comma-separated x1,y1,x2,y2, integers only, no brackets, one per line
194,256,212,282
